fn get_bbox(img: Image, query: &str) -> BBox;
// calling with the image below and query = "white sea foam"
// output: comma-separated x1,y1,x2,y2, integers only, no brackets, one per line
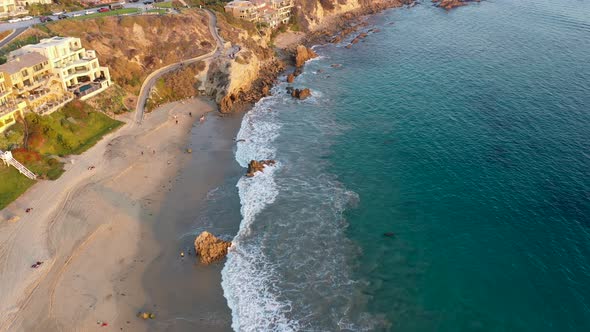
222,89,300,331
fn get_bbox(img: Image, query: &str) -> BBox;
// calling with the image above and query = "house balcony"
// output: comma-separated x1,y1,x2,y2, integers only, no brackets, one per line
0,102,19,117
35,93,74,116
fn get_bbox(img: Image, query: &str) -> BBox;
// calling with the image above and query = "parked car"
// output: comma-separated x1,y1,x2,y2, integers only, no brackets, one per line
129,0,139,2
109,4,124,9
143,1,153,4
52,11,65,15
98,7,110,12
58,14,68,19
154,0,164,2
7,17,22,23
39,16,53,23
71,12,82,17
85,10,95,15
21,16,33,21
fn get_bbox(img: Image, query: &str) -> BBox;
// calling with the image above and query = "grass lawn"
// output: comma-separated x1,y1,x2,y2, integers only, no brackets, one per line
27,100,124,156
73,8,139,20
0,166,35,210
147,9,167,14
154,2,173,8
0,100,123,209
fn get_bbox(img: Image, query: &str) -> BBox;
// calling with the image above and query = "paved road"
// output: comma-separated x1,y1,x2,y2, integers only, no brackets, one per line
0,26,27,48
134,9,224,125
0,0,175,33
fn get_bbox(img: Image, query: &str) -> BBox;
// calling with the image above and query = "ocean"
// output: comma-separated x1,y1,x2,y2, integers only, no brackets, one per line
221,0,590,331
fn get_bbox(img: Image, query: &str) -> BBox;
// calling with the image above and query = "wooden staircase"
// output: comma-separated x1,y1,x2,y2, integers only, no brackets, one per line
0,150,36,180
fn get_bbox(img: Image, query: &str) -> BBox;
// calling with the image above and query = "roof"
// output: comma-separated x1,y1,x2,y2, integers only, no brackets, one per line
0,52,47,75
34,36,77,48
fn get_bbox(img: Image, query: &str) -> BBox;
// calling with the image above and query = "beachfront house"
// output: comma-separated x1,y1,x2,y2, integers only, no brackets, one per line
10,37,112,101
0,0,52,17
224,0,294,27
0,72,26,133
0,36,112,133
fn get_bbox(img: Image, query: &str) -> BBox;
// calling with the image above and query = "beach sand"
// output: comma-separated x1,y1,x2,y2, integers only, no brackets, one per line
0,97,241,331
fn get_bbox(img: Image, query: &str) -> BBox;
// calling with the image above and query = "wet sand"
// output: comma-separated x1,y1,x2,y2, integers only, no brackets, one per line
138,111,244,332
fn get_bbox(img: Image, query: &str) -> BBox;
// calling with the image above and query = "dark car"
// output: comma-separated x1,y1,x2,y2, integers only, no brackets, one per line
39,16,53,23
58,14,68,19
98,7,110,12
143,1,153,4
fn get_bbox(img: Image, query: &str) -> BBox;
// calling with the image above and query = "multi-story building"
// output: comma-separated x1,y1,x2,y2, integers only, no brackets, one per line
0,72,26,133
270,0,293,24
224,0,262,22
0,36,111,132
0,51,73,120
0,0,51,17
11,36,112,100
224,0,293,26
0,0,18,17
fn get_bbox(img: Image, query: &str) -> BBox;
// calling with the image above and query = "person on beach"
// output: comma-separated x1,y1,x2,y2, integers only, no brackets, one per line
200,115,205,123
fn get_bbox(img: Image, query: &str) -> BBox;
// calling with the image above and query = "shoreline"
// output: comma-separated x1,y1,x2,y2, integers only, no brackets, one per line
0,97,218,331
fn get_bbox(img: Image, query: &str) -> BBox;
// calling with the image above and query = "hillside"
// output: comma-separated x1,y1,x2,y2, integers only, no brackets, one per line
26,11,214,95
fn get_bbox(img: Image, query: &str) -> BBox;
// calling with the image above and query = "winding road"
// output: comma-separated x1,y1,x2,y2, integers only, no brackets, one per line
134,9,224,125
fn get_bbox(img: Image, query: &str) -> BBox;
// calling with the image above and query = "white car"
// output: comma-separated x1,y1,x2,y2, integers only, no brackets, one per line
52,11,65,16
72,13,82,17
8,18,22,23
22,16,33,21
85,10,95,15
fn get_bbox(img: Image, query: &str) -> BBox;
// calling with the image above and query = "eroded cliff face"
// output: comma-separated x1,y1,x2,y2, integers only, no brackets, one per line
204,15,284,113
294,0,410,31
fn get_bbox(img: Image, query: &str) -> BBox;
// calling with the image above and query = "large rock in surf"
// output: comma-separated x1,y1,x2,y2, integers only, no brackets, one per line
295,45,318,68
194,231,232,264
287,73,295,83
286,87,311,100
246,159,276,177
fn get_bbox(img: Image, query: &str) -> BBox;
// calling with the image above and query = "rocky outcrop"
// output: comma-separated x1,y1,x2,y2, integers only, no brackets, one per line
194,231,232,264
246,159,276,177
287,87,312,100
295,45,318,68
287,73,295,83
432,0,479,10
218,59,285,113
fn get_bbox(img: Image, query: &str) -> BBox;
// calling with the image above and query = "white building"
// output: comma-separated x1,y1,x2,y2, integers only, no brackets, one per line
10,37,112,100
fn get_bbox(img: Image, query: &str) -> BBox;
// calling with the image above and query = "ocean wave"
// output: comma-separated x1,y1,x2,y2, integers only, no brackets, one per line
222,53,379,331
222,87,300,331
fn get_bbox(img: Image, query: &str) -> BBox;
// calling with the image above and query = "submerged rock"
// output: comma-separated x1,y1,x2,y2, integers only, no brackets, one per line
194,231,232,264
246,159,276,177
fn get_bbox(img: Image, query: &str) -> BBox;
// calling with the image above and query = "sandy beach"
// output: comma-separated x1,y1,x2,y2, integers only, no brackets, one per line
0,97,240,331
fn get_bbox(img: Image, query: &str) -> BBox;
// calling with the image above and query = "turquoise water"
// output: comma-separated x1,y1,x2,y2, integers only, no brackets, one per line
222,0,590,331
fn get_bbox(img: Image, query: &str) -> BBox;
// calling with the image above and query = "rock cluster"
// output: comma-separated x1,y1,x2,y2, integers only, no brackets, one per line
295,45,318,68
286,87,312,100
432,0,479,10
194,231,232,264
246,159,276,177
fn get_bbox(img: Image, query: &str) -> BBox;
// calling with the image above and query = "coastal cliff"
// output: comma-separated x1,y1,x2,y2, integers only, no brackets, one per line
205,15,285,113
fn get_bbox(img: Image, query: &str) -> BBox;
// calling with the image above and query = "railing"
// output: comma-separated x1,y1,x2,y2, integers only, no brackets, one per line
0,150,36,180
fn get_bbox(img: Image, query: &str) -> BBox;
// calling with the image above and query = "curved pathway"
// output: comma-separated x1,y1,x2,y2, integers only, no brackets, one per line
0,27,27,49
134,9,224,125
